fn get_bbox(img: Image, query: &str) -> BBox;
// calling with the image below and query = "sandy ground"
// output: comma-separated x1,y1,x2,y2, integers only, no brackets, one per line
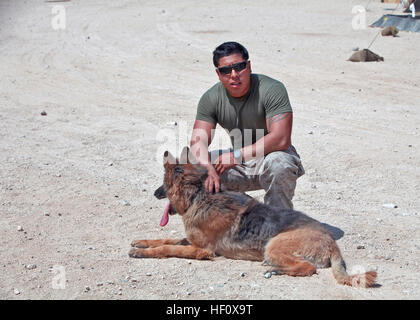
0,0,419,300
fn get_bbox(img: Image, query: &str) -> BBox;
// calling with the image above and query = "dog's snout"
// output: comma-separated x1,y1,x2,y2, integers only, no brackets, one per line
154,185,167,199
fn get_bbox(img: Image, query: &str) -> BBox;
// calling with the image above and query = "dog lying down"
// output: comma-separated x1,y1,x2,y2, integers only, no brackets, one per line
348,49,384,62
381,26,399,37
129,147,377,288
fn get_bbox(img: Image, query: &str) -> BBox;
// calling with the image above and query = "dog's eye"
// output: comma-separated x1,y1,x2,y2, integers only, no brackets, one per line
174,166,184,177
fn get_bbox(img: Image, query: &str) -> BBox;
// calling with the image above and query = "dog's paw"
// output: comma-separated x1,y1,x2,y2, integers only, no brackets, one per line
196,250,214,260
128,248,146,258
264,268,284,276
130,240,149,248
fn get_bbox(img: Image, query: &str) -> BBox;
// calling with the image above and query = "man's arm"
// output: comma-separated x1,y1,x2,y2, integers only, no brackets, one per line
190,120,221,193
240,112,293,162
214,113,292,174
190,120,215,165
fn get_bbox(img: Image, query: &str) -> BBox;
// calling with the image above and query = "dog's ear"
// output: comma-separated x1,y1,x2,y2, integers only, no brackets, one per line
179,146,190,164
163,151,177,165
188,149,198,164
179,146,200,165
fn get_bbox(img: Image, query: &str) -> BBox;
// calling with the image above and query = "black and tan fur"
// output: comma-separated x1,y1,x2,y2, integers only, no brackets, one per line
129,147,377,287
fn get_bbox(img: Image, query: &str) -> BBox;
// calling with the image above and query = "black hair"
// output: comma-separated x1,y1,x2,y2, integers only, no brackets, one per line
212,42,249,67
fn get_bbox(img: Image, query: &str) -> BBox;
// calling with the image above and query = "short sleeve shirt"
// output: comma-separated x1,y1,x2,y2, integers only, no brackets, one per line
196,73,292,147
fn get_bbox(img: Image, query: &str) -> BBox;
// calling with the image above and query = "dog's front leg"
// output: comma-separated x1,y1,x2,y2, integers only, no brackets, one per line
131,238,190,248
128,244,213,260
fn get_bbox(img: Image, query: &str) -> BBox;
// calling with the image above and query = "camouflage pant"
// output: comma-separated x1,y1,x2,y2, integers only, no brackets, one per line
210,145,305,210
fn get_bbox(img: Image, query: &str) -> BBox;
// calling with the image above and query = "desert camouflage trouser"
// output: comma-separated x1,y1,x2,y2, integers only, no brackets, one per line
210,145,305,210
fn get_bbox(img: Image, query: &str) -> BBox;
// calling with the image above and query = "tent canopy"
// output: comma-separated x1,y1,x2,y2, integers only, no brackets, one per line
371,14,420,32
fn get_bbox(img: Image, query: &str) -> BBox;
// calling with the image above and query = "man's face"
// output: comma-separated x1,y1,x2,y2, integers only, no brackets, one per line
216,53,251,98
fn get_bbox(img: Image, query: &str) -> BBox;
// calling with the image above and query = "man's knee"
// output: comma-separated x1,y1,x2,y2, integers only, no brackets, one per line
261,151,304,179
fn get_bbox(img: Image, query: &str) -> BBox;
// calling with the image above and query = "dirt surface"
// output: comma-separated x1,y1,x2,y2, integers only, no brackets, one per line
1,0,419,300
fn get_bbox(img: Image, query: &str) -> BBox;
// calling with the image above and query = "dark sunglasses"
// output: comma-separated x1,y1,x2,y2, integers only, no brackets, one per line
217,60,248,75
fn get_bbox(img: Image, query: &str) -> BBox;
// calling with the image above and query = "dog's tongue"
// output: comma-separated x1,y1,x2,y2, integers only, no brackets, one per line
160,202,171,227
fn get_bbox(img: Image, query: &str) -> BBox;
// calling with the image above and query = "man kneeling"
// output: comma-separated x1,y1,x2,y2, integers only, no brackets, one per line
190,41,304,210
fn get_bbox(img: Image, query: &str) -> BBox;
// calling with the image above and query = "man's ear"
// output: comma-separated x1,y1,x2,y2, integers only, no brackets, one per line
215,68,222,80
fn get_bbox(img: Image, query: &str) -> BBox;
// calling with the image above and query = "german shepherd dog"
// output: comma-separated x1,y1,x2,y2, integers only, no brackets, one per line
129,147,377,287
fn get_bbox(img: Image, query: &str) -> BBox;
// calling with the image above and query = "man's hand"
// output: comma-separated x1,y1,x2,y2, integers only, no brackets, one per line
214,152,236,176
204,165,221,193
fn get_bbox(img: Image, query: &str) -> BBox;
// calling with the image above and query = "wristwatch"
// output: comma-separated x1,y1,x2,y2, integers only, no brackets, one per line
233,149,242,164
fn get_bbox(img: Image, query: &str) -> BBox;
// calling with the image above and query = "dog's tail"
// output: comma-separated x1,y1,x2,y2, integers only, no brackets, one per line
330,244,377,288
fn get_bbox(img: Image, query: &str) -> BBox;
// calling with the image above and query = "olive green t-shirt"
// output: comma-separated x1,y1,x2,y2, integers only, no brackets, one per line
196,73,292,148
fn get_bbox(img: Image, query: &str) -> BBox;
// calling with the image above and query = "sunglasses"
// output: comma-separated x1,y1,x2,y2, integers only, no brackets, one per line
217,60,248,75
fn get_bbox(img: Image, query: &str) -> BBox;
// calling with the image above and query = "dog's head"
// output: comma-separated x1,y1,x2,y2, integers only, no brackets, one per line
154,147,207,226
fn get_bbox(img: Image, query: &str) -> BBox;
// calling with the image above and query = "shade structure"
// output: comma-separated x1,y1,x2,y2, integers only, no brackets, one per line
371,14,420,32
